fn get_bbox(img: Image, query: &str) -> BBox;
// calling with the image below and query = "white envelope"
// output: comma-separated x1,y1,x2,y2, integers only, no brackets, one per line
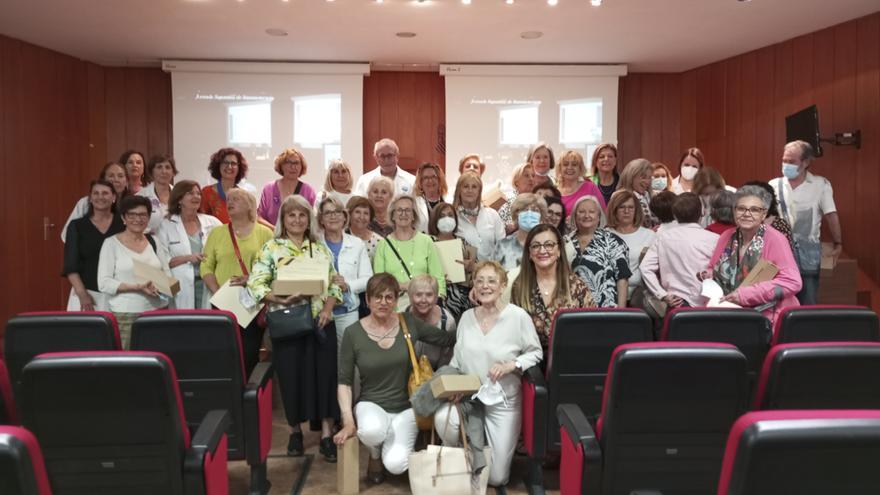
701,278,741,308
434,239,466,284
209,281,261,327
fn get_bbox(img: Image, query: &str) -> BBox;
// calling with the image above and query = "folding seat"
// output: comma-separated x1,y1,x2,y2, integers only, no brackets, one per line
521,308,652,493
556,342,749,495
131,309,273,495
772,305,879,344
752,342,880,410
19,351,230,495
661,307,771,388
718,410,880,494
0,426,52,495
4,311,120,399
0,360,15,425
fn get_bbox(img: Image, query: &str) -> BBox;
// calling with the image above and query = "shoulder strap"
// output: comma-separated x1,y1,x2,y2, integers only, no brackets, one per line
294,181,303,195
146,234,157,253
385,238,412,279
399,313,420,381
776,178,789,219
228,223,249,276
440,308,448,331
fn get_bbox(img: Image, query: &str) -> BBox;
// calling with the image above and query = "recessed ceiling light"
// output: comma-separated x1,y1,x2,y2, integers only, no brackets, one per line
396,32,417,38
547,0,558,5
265,28,288,37
462,0,471,4
506,0,514,4
521,31,543,39
590,0,602,5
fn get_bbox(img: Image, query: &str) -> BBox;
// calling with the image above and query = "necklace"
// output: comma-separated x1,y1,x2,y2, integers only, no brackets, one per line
365,318,399,340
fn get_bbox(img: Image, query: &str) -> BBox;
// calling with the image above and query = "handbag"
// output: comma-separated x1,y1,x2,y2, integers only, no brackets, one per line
228,224,269,328
266,301,316,341
400,313,434,431
408,404,492,495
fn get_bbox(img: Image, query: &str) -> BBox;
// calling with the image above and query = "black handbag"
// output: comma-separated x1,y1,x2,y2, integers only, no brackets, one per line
266,301,316,341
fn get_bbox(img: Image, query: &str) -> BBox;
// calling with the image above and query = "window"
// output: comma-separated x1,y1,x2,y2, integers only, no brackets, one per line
227,101,272,147
499,105,538,147
559,98,603,147
293,94,342,149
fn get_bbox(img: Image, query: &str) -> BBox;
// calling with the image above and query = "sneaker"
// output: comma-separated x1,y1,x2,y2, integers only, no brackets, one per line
287,432,304,457
319,436,337,463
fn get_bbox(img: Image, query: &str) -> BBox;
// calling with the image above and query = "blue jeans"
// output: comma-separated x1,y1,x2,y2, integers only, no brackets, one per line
796,271,820,306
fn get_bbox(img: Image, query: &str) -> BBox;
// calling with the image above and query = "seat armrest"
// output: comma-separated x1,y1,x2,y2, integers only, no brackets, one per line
185,410,231,495
522,365,549,458
557,404,601,495
244,362,274,465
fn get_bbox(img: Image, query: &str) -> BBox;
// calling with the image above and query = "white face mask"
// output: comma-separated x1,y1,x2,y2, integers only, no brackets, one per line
681,165,699,181
437,216,456,234
472,380,509,407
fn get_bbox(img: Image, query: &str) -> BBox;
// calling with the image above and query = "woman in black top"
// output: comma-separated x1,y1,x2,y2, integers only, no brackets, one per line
62,179,125,311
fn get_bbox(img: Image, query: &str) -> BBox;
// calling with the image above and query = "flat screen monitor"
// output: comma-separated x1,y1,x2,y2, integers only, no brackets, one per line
785,105,823,157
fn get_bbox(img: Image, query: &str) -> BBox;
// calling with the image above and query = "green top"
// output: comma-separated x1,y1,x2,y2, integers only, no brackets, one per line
339,312,455,413
372,232,447,298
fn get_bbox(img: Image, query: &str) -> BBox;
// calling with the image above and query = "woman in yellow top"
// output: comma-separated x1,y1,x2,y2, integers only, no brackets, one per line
201,188,274,375
247,195,344,463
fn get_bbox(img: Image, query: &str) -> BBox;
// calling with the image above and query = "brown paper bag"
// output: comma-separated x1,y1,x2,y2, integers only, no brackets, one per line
741,259,779,287
337,437,359,495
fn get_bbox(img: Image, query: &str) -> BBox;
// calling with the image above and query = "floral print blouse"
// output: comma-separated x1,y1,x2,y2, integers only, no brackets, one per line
523,274,595,352
567,229,632,308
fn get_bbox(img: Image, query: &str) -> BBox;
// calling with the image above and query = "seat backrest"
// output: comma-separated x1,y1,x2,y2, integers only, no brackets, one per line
753,342,880,410
662,307,771,385
3,312,120,399
0,426,52,495
0,360,16,425
19,351,190,494
772,305,880,345
544,308,653,451
131,309,246,460
718,410,880,495
599,342,749,495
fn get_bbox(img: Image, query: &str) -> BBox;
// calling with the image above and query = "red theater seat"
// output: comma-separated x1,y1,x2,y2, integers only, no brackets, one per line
0,426,52,495
0,360,15,425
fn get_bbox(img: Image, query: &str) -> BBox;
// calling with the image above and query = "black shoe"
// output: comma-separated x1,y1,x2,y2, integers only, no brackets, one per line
367,457,385,484
287,432,304,457
319,436,337,463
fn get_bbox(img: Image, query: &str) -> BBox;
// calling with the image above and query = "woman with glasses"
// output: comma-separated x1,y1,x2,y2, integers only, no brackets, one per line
333,273,455,484
412,162,449,233
155,180,222,310
373,194,446,300
701,185,802,324
97,195,173,348
511,224,594,355
567,195,631,308
607,190,657,305
494,193,547,271
557,150,606,218
619,158,659,229
544,196,568,236
454,172,505,262
199,147,257,224
259,148,317,225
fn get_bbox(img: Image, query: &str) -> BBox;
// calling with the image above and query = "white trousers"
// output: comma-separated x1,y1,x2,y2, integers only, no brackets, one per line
434,394,521,486
334,310,360,351
355,401,419,475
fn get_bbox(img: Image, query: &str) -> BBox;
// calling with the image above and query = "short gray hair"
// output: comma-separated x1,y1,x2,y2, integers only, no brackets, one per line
388,194,421,230
734,185,772,211
568,195,607,231
710,190,736,224
785,140,815,163
373,138,399,156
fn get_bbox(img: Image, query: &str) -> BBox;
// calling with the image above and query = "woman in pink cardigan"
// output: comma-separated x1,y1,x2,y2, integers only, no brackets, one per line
703,185,802,324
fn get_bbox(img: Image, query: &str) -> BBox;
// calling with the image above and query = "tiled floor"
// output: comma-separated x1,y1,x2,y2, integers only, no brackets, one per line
227,389,560,494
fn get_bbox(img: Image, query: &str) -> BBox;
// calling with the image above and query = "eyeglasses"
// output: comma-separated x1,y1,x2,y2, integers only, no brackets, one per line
378,153,397,160
474,277,501,287
393,208,414,215
421,175,438,181
125,212,150,219
322,211,344,218
735,206,766,217
529,241,558,252
282,160,301,167
545,210,563,218
370,293,397,303
617,205,636,211
221,160,239,168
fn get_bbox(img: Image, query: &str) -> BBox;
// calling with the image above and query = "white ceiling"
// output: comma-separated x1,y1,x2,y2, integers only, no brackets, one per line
0,0,877,72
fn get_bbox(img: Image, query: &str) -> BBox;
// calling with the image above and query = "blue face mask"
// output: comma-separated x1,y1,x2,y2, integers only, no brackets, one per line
782,162,800,180
651,178,667,191
517,210,542,231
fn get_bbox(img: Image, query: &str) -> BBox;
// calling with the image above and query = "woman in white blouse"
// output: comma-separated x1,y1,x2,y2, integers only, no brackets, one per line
453,172,505,262
315,159,354,209
607,190,657,305
98,195,173,348
434,260,542,487
137,154,178,233
156,180,221,309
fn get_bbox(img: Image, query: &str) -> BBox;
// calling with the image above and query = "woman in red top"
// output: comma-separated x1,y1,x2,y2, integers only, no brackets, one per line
199,147,253,224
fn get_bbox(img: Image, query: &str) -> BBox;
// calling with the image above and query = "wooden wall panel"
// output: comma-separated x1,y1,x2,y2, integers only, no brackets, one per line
362,71,445,174
619,11,880,285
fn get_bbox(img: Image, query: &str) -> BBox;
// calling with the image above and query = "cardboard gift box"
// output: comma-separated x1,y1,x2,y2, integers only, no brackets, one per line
482,186,507,211
271,255,330,296
336,437,359,495
431,374,482,399
133,259,180,296
741,258,779,287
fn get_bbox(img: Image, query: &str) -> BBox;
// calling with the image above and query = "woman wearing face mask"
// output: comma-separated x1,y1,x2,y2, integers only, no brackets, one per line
367,176,395,237
494,193,547,271
120,150,147,194
428,202,476,321
671,147,704,194
589,143,620,205
413,162,449,233
137,154,178,233
557,150,607,217
607,190,657,305
651,162,673,194
454,172,506,262
434,261,542,488
499,163,537,232
406,274,457,369
619,158,659,229
527,142,556,186
62,162,129,243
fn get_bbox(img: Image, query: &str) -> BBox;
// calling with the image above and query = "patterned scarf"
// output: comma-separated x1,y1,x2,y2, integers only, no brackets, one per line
457,205,480,218
713,224,766,294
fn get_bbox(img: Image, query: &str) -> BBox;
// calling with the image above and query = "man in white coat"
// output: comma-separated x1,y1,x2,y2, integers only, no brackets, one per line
353,138,415,197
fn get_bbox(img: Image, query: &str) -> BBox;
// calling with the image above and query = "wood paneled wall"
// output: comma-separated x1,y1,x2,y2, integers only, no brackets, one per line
363,71,445,173
0,34,171,325
618,12,880,284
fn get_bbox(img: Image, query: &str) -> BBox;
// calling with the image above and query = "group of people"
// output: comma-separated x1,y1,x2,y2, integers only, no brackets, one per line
60,136,841,487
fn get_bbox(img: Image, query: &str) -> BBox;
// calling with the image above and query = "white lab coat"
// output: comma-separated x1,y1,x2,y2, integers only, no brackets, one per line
156,213,222,309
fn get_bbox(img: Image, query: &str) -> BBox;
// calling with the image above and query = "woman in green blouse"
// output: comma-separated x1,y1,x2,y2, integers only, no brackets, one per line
333,273,455,484
372,194,446,303
247,195,344,463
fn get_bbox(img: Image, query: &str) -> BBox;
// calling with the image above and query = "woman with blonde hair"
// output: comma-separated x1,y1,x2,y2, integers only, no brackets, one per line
412,162,449,232
248,194,343,462
498,162,537,232
317,158,354,208
588,143,620,205
259,147,317,224
494,193,548,271
367,175,395,237
453,172,505,261
557,150,606,217
651,162,674,194
619,158,658,228
527,142,556,186
458,153,486,176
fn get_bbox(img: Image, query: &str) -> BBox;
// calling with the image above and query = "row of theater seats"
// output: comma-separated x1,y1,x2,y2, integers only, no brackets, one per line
0,310,273,495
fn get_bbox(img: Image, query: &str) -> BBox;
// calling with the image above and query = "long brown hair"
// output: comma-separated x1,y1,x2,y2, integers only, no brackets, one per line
511,224,574,313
